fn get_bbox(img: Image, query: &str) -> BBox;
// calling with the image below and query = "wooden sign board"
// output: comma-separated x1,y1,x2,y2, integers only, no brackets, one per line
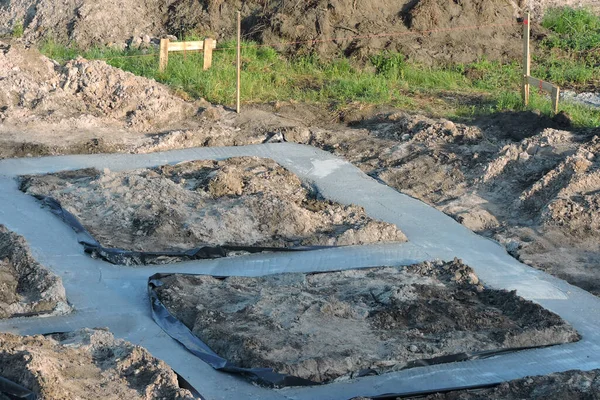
159,38,217,72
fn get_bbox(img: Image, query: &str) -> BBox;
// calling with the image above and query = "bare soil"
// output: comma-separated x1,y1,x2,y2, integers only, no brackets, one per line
0,328,195,399
0,39,200,159
155,259,579,384
20,157,406,256
3,0,597,62
215,104,600,297
0,225,69,319
2,42,599,295
354,369,600,399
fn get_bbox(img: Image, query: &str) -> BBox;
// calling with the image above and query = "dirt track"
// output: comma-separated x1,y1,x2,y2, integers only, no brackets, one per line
156,259,579,384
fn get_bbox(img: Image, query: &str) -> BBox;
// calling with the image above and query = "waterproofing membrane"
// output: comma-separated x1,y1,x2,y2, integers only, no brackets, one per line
0,376,36,400
148,272,561,390
33,195,333,266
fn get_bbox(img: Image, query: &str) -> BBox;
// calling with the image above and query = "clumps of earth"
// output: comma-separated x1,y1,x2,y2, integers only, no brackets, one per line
234,105,600,297
0,328,195,399
153,259,579,384
325,110,600,296
20,157,406,260
2,0,596,62
0,39,200,159
356,369,600,399
0,225,69,319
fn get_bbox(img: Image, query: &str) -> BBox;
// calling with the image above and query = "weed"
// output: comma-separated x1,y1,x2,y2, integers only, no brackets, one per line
12,22,24,38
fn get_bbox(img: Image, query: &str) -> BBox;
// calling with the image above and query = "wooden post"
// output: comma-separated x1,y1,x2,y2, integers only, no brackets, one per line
203,38,214,70
236,11,241,114
551,86,560,114
159,38,169,73
522,11,531,106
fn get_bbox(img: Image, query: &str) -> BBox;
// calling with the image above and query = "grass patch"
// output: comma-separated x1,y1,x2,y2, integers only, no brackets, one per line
11,22,24,38
40,34,599,128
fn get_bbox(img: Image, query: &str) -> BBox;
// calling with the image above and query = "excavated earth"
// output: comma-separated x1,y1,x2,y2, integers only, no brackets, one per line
0,328,195,399
154,259,579,384
0,225,69,319
20,157,406,257
2,0,598,63
2,37,600,295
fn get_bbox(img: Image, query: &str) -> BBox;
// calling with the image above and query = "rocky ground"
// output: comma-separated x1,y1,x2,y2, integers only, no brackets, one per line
20,157,406,257
155,259,579,384
0,328,196,399
0,225,69,319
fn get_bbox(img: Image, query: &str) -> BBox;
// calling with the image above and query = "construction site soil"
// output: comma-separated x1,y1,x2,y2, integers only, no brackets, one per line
2,0,599,63
20,157,407,256
2,41,600,294
155,259,579,384
0,225,69,319
1,9,600,396
0,328,196,399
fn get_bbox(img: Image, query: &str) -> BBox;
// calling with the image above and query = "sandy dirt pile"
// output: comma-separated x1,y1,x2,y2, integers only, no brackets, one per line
20,157,406,255
0,40,197,131
0,0,169,49
5,0,594,62
155,259,579,383
0,328,195,399
0,40,199,158
0,225,69,319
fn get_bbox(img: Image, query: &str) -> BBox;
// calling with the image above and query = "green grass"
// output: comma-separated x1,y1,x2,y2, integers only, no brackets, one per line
11,21,24,38
40,24,600,128
542,7,600,52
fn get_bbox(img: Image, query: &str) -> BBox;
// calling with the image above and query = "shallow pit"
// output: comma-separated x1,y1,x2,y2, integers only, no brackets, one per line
153,259,579,385
20,157,407,264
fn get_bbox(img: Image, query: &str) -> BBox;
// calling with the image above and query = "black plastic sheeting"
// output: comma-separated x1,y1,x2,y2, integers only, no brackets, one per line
0,376,36,400
148,272,560,390
34,195,333,266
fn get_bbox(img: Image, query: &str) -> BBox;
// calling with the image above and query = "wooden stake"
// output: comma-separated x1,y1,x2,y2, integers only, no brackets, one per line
203,38,214,70
236,11,241,114
159,38,169,73
552,86,560,114
522,11,531,106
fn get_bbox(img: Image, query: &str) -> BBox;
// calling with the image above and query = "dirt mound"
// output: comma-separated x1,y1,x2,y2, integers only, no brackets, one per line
20,157,406,257
0,0,551,63
0,40,197,134
162,0,525,64
0,0,168,49
0,225,69,319
0,328,195,399
155,259,578,383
